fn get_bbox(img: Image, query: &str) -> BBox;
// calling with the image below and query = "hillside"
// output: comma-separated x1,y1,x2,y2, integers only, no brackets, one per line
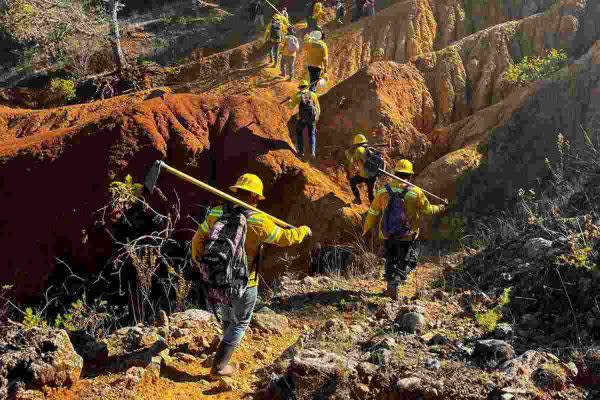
1,0,600,399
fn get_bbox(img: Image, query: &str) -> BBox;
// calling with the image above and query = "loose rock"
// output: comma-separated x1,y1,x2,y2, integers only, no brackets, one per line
397,312,426,334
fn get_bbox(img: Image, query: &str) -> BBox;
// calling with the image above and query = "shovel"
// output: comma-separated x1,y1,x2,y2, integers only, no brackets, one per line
378,168,448,205
144,160,297,228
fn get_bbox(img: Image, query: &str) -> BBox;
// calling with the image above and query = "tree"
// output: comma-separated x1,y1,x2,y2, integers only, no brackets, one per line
107,0,127,71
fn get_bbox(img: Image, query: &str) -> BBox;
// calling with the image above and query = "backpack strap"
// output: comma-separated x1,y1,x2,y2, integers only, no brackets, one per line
399,186,411,199
384,183,393,196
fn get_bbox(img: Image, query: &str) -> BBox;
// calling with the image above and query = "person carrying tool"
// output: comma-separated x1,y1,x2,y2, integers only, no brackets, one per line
253,0,265,28
265,13,288,66
345,133,383,205
303,30,328,92
335,0,346,24
362,159,446,300
192,173,312,378
280,27,299,80
362,0,375,16
289,80,320,159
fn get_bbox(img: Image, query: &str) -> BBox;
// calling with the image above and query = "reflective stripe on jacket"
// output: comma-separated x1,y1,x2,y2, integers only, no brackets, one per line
363,181,441,240
192,206,309,287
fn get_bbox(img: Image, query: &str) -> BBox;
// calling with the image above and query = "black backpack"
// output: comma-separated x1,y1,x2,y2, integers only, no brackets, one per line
363,147,385,178
270,19,282,42
200,205,254,306
299,91,317,122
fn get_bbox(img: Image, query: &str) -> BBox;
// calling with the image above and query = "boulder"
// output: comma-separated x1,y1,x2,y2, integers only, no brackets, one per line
474,339,515,367
289,349,358,387
0,328,83,398
169,309,214,329
357,362,378,383
428,333,449,346
397,312,426,334
533,363,569,390
250,313,289,335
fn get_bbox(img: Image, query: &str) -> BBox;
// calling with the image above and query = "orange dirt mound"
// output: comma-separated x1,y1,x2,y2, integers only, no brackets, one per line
0,92,361,301
318,61,434,171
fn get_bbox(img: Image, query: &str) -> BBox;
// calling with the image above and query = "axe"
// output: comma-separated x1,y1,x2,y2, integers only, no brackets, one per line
145,161,297,228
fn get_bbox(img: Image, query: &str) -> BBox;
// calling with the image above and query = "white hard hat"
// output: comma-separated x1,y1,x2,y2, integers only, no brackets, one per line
311,30,322,40
318,78,328,88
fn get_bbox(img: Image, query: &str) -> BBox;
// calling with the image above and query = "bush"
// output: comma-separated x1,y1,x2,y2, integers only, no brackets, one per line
503,49,568,84
49,78,77,102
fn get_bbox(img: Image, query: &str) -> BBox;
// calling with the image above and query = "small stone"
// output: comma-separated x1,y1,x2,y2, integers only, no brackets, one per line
381,337,397,349
350,324,364,334
474,339,515,365
170,327,185,339
494,323,513,340
303,276,317,285
158,310,169,328
397,312,426,334
357,361,378,382
397,376,421,391
370,348,392,366
524,237,552,258
425,358,441,369
124,366,145,389
174,352,196,363
428,333,449,345
398,305,426,315
501,394,514,400
356,383,370,397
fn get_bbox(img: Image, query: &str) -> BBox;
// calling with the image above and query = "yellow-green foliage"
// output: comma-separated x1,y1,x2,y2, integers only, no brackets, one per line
23,307,47,329
476,288,511,332
503,49,567,84
475,309,501,333
109,175,143,209
49,78,77,102
54,298,85,331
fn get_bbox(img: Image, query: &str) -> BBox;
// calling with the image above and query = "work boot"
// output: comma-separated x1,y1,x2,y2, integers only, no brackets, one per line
210,341,238,378
385,286,399,300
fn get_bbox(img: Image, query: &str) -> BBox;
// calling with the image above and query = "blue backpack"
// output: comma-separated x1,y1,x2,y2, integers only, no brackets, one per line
381,184,412,239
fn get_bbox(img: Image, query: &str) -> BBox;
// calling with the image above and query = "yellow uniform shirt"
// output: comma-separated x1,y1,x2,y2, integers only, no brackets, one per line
289,89,321,119
363,181,441,240
264,15,289,42
347,146,367,178
192,206,309,287
303,39,328,70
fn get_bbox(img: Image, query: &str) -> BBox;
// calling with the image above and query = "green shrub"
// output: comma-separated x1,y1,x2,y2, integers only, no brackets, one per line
475,288,510,332
49,78,77,102
503,49,567,84
23,307,47,329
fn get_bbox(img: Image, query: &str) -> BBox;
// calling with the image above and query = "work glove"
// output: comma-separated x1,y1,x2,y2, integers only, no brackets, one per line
300,226,313,237
438,204,447,213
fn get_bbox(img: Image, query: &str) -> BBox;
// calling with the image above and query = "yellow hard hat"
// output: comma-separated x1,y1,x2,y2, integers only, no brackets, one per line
298,80,309,88
353,134,368,145
230,173,265,200
394,159,414,175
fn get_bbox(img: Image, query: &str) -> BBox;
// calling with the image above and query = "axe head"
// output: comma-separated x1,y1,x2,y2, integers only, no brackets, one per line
144,160,163,194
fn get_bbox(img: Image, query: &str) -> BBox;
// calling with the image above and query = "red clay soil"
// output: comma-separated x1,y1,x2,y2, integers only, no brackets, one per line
0,92,362,302
318,61,435,173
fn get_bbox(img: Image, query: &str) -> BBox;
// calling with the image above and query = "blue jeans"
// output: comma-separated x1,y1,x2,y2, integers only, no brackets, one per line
296,119,317,157
220,286,258,346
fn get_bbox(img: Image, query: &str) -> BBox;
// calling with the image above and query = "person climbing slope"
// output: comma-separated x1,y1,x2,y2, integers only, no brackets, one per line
265,13,288,67
280,27,300,80
345,133,383,204
192,173,312,378
289,80,320,159
363,160,446,300
303,30,328,92
253,0,265,28
335,0,346,24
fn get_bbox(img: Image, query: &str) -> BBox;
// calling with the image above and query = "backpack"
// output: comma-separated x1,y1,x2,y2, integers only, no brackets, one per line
270,19,282,42
287,36,300,53
363,147,385,178
299,91,317,122
199,205,254,307
381,184,412,239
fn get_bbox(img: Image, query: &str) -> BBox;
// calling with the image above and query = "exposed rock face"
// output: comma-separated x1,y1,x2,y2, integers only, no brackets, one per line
0,328,83,398
473,339,515,367
0,93,361,301
318,62,434,170
459,41,600,215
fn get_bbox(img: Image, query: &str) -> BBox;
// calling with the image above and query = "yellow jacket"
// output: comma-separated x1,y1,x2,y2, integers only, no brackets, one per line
363,181,442,240
312,2,326,22
346,145,368,178
264,15,289,42
304,39,328,70
192,206,310,287
288,89,321,119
